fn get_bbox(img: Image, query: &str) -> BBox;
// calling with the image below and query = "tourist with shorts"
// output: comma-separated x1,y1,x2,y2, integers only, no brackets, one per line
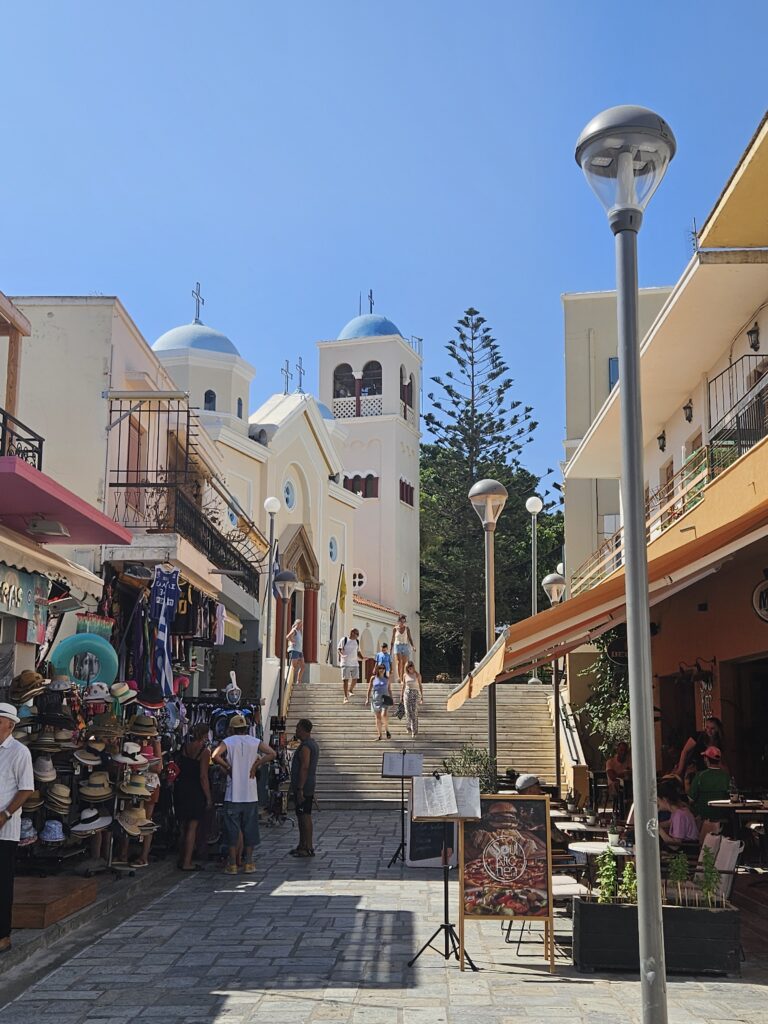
0,702,34,954
338,628,361,703
290,719,319,858
212,715,275,874
391,615,415,685
366,662,393,741
286,619,305,687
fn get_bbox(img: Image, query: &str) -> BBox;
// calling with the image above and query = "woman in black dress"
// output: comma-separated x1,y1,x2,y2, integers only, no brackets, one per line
175,723,212,871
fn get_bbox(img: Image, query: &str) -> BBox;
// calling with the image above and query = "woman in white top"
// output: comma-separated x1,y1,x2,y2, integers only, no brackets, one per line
390,615,415,685
286,619,305,687
400,660,424,737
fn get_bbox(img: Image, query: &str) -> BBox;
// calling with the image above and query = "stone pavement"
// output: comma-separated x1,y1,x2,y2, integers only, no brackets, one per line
1,810,766,1024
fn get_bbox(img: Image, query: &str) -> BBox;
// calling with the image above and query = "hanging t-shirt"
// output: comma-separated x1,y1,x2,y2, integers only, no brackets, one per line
173,581,195,635
150,566,181,625
215,603,226,646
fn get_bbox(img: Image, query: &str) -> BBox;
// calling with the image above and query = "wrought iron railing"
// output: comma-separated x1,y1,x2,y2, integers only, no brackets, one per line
0,406,44,470
571,391,768,596
708,353,768,432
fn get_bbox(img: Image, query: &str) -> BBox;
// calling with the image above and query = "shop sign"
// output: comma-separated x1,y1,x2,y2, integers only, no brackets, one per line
606,635,629,666
752,579,768,623
0,563,48,621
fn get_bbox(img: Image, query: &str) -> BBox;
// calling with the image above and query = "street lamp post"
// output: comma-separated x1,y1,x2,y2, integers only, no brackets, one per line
468,479,508,768
576,105,676,1024
274,569,297,719
542,571,566,799
525,495,544,685
263,496,281,659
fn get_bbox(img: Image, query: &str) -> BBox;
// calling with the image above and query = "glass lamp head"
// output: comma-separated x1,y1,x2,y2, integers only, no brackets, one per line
525,495,544,516
264,496,281,515
542,571,567,606
274,569,297,601
575,105,676,221
468,479,508,527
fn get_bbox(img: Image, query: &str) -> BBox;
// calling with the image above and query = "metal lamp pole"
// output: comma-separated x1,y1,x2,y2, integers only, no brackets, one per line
542,571,566,799
576,105,676,1024
526,495,543,617
274,569,297,719
469,479,508,768
263,496,281,659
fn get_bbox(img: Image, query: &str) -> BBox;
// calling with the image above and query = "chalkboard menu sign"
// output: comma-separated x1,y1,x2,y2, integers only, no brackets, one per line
459,795,554,970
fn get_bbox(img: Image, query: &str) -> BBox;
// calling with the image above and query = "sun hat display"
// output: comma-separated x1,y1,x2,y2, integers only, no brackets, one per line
135,682,165,709
110,681,136,704
74,744,106,767
127,714,159,737
19,817,38,846
84,682,111,703
12,728,30,744
53,728,77,748
10,670,47,702
39,819,66,843
117,806,158,836
515,773,541,793
45,783,73,813
113,741,148,767
70,808,113,835
89,712,124,738
0,702,21,724
30,731,61,752
119,776,151,800
24,790,43,810
78,771,113,802
33,755,57,782
49,674,73,693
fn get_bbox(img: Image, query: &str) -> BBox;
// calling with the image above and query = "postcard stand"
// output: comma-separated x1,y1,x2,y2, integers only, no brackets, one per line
408,774,481,972
382,751,423,867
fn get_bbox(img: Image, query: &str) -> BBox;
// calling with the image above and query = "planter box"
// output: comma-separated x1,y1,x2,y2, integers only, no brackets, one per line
572,897,740,975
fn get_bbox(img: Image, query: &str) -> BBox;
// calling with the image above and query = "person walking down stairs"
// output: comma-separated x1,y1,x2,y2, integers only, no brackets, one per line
366,663,393,741
286,619,305,687
400,660,424,738
338,628,362,704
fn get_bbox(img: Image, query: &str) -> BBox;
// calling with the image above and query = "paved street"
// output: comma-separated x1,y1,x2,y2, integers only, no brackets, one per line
1,810,766,1024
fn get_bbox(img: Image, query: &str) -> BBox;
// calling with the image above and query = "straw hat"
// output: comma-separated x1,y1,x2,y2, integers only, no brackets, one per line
127,714,159,737
70,808,112,835
118,776,151,800
24,790,43,810
10,670,47,702
79,771,114,802
89,713,124,738
113,741,148,768
12,728,30,745
53,729,77,748
110,682,136,705
30,731,60,752
33,755,57,782
117,806,158,836
74,745,105,767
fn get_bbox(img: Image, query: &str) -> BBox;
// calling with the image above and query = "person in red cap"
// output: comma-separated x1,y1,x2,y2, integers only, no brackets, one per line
0,702,34,953
688,746,731,823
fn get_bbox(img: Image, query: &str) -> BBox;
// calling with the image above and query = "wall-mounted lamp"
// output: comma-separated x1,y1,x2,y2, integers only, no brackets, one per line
657,430,667,453
747,322,760,352
683,399,693,423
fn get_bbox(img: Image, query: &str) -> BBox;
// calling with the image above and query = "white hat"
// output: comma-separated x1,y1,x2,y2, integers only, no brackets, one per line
0,702,20,724
84,682,111,702
33,754,57,782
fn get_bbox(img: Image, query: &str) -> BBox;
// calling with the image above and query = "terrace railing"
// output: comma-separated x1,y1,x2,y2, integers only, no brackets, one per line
0,406,44,471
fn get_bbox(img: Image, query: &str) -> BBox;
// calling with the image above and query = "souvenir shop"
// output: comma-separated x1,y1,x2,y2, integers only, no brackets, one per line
10,561,267,879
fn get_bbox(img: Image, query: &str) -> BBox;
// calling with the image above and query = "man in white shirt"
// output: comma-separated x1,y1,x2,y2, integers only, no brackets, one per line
0,702,34,953
337,628,362,704
212,715,275,875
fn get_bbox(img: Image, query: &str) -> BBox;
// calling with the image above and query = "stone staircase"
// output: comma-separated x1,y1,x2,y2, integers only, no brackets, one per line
286,677,557,808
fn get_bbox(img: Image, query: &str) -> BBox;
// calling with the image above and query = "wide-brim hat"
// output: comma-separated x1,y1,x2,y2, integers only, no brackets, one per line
24,790,43,810
49,675,73,693
12,729,30,744
119,778,151,800
135,683,165,710
117,808,157,836
110,682,136,704
71,808,112,834
127,714,159,737
113,740,148,767
89,713,125,738
74,746,104,766
0,701,21,725
33,756,57,782
79,771,113,801
38,711,76,730
53,729,77,748
47,783,72,803
10,670,47,701
39,820,66,843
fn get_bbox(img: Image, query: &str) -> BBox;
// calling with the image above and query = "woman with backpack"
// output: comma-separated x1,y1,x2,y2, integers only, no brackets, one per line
366,662,393,741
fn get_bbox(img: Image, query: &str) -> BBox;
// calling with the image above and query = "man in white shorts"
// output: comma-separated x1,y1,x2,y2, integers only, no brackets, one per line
338,628,361,704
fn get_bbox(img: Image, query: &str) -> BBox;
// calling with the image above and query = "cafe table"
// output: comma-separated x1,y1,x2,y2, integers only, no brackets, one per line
556,821,608,834
707,799,767,843
568,840,634,886
549,809,570,819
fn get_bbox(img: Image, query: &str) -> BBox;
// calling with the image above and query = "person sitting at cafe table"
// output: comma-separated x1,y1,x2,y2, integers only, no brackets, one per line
687,746,730,823
606,741,632,799
657,778,699,848
516,774,582,859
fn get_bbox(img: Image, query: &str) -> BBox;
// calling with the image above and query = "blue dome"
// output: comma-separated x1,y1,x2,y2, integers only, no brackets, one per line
153,322,240,356
337,314,402,341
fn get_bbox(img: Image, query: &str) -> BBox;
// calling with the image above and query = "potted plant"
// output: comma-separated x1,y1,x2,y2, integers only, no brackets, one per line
607,817,621,847
585,805,597,826
566,789,577,814
573,845,740,975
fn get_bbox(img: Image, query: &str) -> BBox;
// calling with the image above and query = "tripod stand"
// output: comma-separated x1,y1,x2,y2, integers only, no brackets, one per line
408,819,477,971
387,750,407,867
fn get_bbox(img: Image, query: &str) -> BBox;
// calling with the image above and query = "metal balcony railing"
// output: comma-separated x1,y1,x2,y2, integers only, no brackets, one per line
0,406,44,470
708,353,768,432
571,390,768,597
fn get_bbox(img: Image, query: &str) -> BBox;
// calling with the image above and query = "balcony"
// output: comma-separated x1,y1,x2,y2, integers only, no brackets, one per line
571,389,768,595
708,353,768,432
332,394,384,418
0,406,44,471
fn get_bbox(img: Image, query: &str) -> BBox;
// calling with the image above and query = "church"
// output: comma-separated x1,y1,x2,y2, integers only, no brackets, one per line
151,302,423,694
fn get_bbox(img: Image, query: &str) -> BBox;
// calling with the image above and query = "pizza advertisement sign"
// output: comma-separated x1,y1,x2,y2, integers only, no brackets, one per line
460,795,553,921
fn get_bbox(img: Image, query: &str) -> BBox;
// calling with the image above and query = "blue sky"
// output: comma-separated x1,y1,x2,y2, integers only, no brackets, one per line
3,2,767,482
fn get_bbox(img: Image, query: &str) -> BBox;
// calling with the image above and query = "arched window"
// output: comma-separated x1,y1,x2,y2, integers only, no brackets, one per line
333,363,355,399
352,474,363,495
363,473,379,498
408,373,416,410
204,390,216,412
361,360,382,396
237,397,243,419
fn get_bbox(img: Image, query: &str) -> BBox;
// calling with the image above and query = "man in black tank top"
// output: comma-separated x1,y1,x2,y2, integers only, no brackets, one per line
289,719,319,858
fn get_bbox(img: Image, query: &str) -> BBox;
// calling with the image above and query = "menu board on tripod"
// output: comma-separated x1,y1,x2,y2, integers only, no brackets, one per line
406,789,457,867
412,775,481,820
381,752,424,778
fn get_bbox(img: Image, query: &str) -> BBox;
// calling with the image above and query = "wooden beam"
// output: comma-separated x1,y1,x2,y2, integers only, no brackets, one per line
0,291,31,337
5,327,22,417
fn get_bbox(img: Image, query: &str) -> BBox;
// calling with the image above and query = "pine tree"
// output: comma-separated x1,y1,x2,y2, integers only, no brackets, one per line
420,308,562,678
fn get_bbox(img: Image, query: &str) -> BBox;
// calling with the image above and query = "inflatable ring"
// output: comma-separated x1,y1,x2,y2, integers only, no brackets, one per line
49,633,119,687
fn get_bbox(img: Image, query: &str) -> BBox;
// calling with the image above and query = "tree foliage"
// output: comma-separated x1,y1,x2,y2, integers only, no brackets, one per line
420,308,563,678
578,629,631,755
